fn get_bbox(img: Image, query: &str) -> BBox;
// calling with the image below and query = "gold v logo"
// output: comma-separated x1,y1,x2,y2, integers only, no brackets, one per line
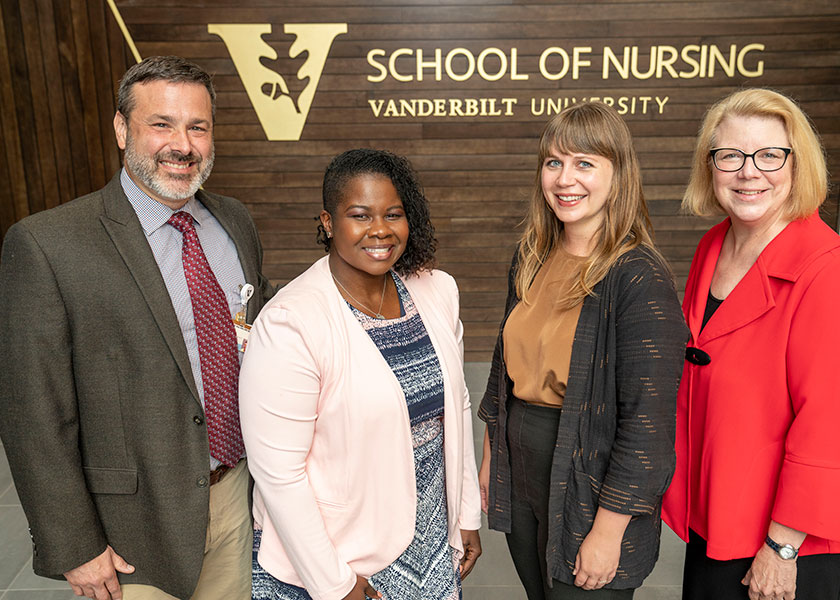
208,23,347,141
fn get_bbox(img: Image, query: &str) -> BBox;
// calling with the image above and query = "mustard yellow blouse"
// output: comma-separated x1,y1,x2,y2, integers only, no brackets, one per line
503,245,586,408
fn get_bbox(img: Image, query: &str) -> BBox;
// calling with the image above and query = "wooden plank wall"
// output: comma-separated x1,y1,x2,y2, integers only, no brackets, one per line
0,0,132,234
1,1,838,360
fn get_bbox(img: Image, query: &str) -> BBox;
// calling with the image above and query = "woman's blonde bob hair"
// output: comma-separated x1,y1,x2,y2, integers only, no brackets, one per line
683,88,828,219
516,101,663,306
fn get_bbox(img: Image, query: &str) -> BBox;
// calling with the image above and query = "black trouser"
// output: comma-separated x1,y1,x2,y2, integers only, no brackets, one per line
506,397,634,600
683,529,840,600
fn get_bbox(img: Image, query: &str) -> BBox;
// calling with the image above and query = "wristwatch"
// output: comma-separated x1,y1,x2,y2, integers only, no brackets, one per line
765,535,798,560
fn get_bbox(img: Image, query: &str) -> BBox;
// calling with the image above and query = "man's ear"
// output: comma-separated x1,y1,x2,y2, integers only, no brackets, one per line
114,111,128,150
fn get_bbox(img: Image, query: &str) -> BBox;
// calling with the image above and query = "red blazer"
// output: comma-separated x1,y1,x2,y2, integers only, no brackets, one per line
662,212,840,560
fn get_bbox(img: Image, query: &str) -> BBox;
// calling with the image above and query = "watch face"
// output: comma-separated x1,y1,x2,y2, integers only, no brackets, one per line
779,545,797,560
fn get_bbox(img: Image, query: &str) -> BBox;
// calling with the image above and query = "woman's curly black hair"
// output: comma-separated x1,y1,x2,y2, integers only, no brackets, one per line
316,148,437,276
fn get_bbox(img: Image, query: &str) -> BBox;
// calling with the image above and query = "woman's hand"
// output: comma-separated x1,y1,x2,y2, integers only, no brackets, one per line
573,529,621,590
479,427,491,513
741,521,805,600
340,575,380,600
573,507,630,590
742,544,797,600
460,529,482,579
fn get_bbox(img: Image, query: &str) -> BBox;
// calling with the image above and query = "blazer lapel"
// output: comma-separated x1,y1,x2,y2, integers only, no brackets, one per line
685,224,725,342
693,218,776,344
698,259,775,343
98,175,201,405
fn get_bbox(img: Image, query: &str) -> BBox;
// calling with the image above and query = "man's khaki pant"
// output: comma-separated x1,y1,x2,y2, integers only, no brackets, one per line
122,459,252,600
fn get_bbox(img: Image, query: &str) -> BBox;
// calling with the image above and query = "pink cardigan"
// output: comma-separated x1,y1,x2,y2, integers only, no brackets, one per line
239,256,482,600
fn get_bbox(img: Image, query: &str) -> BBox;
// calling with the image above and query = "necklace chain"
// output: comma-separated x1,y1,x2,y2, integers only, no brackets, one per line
331,273,388,319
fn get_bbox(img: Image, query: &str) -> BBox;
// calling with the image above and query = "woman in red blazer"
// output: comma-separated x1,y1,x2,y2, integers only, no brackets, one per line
662,88,840,600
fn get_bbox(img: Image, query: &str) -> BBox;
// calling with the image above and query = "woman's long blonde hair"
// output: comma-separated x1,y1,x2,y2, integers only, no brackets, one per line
516,102,663,307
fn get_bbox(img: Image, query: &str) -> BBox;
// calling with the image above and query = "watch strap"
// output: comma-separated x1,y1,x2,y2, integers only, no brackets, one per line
765,535,798,560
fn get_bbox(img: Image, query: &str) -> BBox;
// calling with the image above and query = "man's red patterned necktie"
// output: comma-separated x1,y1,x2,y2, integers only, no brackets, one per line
168,211,243,467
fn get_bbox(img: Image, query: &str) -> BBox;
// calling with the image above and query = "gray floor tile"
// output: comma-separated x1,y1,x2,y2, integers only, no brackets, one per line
8,559,70,591
1,591,78,600
644,526,685,587
0,445,13,501
464,362,490,397
0,481,20,507
635,586,683,600
0,506,33,589
464,585,528,600
466,363,490,464
462,517,520,587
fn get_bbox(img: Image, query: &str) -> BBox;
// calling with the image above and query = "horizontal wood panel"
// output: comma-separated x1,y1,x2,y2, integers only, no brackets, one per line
123,17,840,41
119,5,839,25
141,32,840,61
208,167,704,188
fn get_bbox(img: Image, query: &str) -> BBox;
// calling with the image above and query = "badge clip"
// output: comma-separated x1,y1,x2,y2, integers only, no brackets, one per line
234,283,255,353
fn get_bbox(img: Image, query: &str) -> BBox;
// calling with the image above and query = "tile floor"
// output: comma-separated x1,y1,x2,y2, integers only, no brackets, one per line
0,363,684,599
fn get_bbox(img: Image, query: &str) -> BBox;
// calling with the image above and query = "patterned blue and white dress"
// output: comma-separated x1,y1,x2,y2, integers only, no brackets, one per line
253,272,461,600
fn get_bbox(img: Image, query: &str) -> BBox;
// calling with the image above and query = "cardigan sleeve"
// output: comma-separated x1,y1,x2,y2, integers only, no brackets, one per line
773,250,840,541
477,328,504,443
599,255,688,516
239,303,357,600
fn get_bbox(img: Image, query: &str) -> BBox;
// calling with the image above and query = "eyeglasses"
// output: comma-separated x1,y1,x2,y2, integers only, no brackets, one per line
709,147,792,172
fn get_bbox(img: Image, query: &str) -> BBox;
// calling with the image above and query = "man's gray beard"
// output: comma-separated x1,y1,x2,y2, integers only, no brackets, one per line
124,134,215,201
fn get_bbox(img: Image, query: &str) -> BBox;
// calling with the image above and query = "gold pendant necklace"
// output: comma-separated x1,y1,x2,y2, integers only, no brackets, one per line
331,273,387,319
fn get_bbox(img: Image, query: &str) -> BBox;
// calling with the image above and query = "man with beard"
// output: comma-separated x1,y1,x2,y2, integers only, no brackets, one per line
0,56,273,600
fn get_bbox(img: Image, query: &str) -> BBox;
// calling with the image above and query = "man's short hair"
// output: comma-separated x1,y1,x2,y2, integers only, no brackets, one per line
117,56,216,120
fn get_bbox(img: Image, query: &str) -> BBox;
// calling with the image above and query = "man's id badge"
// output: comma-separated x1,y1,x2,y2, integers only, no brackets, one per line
234,283,255,353
235,321,252,353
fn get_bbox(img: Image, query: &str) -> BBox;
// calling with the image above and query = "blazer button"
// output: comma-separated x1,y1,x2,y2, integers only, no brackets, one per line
686,347,711,365
197,476,208,488
193,416,204,425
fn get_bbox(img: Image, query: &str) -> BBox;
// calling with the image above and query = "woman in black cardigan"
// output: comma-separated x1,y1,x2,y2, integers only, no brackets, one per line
478,102,687,599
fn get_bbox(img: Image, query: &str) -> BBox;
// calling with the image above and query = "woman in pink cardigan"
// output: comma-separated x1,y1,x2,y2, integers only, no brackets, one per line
239,149,482,600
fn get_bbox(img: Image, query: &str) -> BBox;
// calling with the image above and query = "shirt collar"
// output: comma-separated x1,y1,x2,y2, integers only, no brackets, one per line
120,168,202,236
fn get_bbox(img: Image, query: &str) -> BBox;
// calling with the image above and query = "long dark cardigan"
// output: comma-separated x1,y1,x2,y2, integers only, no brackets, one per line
478,244,688,589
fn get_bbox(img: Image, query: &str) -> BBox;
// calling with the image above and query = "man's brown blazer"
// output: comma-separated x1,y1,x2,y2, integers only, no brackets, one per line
0,173,273,599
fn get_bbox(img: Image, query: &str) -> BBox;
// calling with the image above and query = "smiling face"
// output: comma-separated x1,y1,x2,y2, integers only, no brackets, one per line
541,146,614,247
320,173,409,282
114,80,215,209
712,115,792,230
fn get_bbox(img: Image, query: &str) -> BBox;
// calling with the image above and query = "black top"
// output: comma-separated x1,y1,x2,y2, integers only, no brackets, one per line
701,291,723,331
